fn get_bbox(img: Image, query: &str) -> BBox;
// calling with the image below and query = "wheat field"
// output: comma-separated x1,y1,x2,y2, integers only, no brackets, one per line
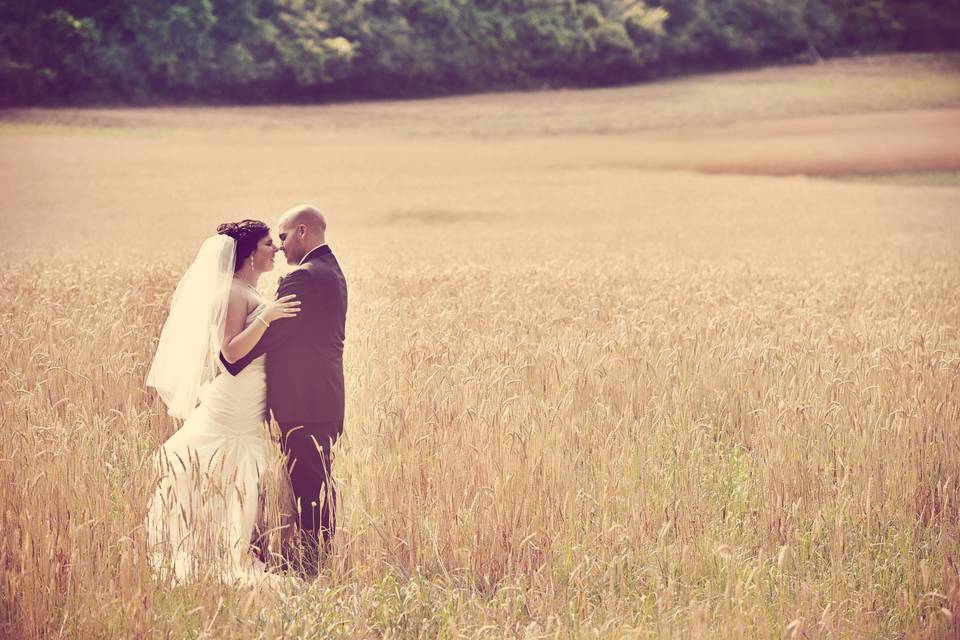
2,55,960,638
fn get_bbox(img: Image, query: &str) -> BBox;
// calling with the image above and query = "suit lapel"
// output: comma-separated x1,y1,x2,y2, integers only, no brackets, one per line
276,245,330,290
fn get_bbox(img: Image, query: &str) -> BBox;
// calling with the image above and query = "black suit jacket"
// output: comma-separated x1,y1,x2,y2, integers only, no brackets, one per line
220,245,347,425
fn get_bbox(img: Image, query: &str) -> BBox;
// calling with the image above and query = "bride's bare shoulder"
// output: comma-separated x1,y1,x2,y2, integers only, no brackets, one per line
228,281,247,301
226,283,255,318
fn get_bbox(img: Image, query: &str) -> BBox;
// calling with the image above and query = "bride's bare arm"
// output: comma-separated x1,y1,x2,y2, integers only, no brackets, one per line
221,287,299,364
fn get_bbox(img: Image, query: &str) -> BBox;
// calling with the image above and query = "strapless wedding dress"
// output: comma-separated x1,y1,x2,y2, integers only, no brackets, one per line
146,303,275,583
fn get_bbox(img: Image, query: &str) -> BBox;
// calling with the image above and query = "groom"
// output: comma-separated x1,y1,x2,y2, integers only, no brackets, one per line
220,204,347,573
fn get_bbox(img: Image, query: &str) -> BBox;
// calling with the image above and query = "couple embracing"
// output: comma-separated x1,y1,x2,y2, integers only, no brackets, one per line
145,205,347,582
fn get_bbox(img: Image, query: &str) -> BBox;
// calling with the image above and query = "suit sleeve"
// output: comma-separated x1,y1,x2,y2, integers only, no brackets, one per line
219,270,311,376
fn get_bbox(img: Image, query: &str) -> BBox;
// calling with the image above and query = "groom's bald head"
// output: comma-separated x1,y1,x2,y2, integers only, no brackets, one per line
278,204,327,265
280,205,326,234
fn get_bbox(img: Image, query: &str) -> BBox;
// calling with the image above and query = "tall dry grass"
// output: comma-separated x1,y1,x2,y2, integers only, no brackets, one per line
1,181,958,638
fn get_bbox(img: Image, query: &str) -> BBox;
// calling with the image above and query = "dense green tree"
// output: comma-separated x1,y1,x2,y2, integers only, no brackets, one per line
651,0,840,69
888,0,960,50
0,0,955,105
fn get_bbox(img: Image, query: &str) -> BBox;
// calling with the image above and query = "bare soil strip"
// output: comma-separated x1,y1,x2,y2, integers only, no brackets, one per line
556,108,960,176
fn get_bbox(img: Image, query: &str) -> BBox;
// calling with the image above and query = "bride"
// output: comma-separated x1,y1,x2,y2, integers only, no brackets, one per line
145,219,299,582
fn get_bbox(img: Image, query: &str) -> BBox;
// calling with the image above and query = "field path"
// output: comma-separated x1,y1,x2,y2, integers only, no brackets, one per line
461,108,960,176
590,108,960,175
4,108,959,181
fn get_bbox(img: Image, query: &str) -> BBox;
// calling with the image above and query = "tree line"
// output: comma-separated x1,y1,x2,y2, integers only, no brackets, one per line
1,0,958,106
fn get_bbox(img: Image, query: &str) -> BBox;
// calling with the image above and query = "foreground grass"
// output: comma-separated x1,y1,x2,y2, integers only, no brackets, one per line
2,170,959,637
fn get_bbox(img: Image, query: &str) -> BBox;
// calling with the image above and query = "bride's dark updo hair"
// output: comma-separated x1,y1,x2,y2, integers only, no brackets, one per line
217,219,270,272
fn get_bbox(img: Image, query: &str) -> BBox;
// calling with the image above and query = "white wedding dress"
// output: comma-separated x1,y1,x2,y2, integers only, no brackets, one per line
146,302,275,584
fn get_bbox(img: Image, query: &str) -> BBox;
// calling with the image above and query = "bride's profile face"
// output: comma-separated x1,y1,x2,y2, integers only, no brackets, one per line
251,235,279,272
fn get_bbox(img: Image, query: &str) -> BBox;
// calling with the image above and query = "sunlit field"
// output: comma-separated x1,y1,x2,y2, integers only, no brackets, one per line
2,54,959,639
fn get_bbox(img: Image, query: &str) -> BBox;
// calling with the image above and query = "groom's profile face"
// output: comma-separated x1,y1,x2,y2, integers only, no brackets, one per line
277,220,305,265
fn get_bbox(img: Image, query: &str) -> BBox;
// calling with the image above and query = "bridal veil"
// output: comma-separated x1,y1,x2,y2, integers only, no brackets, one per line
146,235,235,418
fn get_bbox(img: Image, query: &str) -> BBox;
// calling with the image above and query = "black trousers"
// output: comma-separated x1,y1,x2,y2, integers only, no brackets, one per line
278,420,341,560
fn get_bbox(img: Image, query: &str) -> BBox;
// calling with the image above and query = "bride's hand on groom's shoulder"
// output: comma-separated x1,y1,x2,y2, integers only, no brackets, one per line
261,294,300,326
